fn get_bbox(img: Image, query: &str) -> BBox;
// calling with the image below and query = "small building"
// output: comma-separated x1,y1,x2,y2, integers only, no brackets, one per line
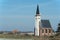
12,29,19,34
39,20,53,36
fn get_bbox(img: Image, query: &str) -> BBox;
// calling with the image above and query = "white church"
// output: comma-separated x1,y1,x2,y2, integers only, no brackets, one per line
34,5,53,36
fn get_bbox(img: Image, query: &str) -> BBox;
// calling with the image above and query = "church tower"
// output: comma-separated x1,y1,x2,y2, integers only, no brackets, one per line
35,5,41,36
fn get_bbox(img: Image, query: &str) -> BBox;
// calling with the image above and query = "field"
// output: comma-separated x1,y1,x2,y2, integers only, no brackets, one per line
0,33,60,40
0,34,40,39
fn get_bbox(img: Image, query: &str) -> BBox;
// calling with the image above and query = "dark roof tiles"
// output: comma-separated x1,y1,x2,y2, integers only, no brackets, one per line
39,20,51,28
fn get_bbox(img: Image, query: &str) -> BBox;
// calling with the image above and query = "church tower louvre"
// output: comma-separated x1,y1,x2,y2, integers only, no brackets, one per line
34,5,41,36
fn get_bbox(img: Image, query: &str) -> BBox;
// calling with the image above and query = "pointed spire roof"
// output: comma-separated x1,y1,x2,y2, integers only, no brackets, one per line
36,5,40,14
36,5,40,16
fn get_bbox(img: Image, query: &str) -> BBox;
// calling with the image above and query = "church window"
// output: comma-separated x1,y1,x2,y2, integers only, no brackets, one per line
42,29,44,33
45,29,47,33
49,29,51,33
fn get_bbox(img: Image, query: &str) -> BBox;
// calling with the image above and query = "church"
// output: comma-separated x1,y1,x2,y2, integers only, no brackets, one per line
34,5,53,36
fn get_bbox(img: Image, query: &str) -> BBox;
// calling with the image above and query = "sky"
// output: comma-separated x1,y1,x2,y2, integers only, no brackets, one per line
0,0,60,32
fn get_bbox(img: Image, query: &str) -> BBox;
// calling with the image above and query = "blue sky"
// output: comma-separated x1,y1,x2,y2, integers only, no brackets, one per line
0,0,60,31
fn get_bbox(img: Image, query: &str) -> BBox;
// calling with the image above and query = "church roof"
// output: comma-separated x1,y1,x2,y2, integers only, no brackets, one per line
35,5,40,16
40,20,52,28
36,5,39,14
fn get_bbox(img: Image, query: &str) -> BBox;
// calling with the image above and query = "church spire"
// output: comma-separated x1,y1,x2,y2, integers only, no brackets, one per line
36,5,40,16
35,5,40,36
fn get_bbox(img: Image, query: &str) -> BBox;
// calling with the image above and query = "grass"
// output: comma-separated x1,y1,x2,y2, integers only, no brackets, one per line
0,33,60,40
0,34,39,39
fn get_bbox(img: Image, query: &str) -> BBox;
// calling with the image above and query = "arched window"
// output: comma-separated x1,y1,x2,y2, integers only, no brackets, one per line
45,29,47,33
42,29,44,33
49,29,51,33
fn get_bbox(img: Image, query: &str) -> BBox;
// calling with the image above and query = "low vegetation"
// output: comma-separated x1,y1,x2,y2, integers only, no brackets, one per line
0,34,40,40
49,33,60,40
0,33,60,40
